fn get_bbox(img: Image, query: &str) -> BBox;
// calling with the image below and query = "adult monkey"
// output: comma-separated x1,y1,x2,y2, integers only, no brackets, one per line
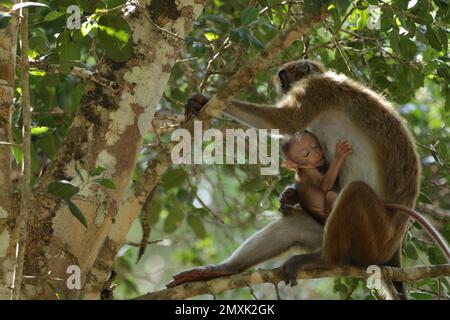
169,60,434,298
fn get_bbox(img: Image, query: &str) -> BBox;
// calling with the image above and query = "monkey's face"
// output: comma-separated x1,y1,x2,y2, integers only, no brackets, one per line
286,132,325,169
274,60,325,98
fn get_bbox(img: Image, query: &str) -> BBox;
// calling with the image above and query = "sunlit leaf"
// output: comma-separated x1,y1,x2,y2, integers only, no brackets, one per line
97,15,132,62
204,31,220,42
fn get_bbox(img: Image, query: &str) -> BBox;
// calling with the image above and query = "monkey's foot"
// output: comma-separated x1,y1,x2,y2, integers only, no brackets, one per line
167,265,234,288
279,253,322,287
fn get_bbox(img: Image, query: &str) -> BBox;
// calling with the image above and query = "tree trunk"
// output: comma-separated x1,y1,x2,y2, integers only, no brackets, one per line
21,0,205,299
0,1,19,300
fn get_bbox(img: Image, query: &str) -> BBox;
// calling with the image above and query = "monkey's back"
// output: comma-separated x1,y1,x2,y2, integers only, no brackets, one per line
299,72,421,209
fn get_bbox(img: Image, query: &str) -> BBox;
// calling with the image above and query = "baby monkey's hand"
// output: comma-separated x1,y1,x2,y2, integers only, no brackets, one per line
335,139,353,160
279,184,300,215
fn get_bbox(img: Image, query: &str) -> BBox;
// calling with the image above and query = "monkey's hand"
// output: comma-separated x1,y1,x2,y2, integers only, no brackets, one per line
335,139,353,160
166,265,234,288
185,94,211,120
279,184,300,215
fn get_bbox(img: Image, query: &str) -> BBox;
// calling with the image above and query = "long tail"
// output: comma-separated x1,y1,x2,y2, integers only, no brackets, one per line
385,203,450,261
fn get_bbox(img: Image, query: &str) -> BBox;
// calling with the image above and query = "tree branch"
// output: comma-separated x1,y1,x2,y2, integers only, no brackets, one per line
134,264,450,300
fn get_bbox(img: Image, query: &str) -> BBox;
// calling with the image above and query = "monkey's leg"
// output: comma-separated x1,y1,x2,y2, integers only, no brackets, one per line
280,181,398,286
167,210,323,288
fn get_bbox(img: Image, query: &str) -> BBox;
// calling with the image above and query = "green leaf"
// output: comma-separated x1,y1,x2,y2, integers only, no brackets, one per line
404,243,418,260
425,26,443,51
187,215,206,238
436,27,448,51
163,209,184,233
204,31,220,42
12,2,48,11
74,163,85,183
161,167,188,189
427,246,447,264
389,29,400,53
12,145,23,165
410,292,433,300
90,166,107,176
246,30,265,51
357,9,368,31
48,180,80,199
65,199,88,228
229,29,242,42
205,14,232,32
31,126,50,136
0,12,12,29
241,7,259,25
97,15,133,62
81,21,96,37
56,32,80,74
355,0,369,10
44,10,64,22
29,36,49,55
398,36,417,60
417,192,433,204
94,178,116,189
148,198,162,226
445,85,450,113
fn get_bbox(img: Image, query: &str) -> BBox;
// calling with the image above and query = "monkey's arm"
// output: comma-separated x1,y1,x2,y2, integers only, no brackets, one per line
321,140,352,192
186,94,301,134
320,157,345,193
224,100,300,134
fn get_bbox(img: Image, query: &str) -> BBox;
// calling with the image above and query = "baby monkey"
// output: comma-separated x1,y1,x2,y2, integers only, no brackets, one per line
279,130,352,224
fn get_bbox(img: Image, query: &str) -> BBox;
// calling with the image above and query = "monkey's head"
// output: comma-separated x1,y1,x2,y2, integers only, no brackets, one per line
274,60,325,97
281,130,325,170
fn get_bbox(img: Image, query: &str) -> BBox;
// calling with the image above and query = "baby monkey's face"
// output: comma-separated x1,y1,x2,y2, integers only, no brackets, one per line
287,132,325,168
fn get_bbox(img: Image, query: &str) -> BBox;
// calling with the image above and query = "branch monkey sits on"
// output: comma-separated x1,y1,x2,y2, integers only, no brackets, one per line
169,60,450,299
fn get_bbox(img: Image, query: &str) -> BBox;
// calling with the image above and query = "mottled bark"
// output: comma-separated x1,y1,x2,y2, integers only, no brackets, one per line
22,0,205,299
135,264,450,300
0,1,18,300
13,6,31,300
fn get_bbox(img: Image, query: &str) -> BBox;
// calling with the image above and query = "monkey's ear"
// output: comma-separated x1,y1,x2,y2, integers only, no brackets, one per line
282,160,298,172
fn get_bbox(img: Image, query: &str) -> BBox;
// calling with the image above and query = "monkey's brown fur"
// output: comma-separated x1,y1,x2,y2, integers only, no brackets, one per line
169,61,448,298
274,60,420,266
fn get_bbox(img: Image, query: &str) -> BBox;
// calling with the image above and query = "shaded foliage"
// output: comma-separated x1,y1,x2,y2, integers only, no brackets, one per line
5,0,449,299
